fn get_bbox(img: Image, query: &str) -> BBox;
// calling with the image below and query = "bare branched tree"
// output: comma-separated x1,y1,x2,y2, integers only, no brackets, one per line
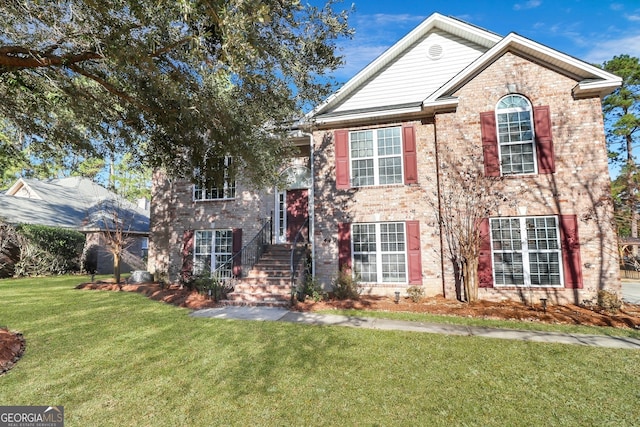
428,153,519,302
93,198,136,286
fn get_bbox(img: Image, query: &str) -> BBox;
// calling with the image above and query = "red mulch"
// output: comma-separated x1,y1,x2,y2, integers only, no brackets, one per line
2,282,639,375
75,281,221,310
0,328,25,376
293,294,640,330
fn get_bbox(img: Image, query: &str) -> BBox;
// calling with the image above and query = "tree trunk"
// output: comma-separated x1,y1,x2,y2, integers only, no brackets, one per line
467,257,479,303
462,261,472,303
114,252,121,288
628,157,638,256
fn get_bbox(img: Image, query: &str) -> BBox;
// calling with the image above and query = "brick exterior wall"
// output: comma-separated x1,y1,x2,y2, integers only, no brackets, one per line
312,51,620,304
148,51,620,304
313,121,445,296
147,170,275,282
439,52,620,304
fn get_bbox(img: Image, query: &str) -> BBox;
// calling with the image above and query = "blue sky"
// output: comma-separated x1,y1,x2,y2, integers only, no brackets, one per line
320,0,640,83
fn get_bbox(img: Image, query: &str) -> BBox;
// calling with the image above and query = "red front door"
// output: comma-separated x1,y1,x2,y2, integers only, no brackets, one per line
286,189,308,242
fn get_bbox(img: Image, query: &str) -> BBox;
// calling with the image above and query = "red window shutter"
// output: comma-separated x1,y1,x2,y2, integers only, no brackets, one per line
338,222,352,271
406,221,423,285
480,111,500,177
477,218,494,288
534,105,555,174
560,215,583,289
181,229,194,281
334,130,350,189
403,125,418,184
232,228,242,277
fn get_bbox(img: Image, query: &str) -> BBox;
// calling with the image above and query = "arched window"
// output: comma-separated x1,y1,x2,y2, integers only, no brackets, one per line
496,95,535,175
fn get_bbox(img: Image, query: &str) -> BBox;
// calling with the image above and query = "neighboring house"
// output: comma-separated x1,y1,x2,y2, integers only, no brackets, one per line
0,176,149,275
148,13,621,304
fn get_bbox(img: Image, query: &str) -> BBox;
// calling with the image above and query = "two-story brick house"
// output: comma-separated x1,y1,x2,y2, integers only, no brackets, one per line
148,13,622,304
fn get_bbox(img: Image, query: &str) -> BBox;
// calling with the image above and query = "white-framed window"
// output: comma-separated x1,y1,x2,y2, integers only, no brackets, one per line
193,229,233,276
350,127,403,187
352,222,407,283
193,157,236,201
490,216,563,287
496,95,536,175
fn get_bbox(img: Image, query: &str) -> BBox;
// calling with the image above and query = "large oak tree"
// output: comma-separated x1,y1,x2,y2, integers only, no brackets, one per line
0,0,351,187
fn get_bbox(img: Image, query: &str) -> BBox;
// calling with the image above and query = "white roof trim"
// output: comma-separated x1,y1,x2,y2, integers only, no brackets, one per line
573,79,623,99
427,33,622,103
422,97,459,114
309,13,502,119
314,104,424,126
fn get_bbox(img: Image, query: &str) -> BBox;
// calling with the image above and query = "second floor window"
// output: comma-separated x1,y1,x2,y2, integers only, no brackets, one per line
193,157,236,201
350,127,403,186
496,95,536,175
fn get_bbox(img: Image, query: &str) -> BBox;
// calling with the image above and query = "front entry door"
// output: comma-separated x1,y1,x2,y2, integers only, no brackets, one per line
276,189,308,243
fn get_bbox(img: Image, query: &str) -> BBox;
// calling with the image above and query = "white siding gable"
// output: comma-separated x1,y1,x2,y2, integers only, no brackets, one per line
331,30,488,114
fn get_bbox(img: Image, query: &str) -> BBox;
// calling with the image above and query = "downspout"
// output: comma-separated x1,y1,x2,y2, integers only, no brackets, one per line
433,115,447,298
302,131,316,280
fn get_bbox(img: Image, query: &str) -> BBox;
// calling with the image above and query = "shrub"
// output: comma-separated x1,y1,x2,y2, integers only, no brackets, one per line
300,275,325,302
597,290,622,312
12,224,85,277
332,267,361,300
406,286,424,303
0,222,20,278
190,272,233,302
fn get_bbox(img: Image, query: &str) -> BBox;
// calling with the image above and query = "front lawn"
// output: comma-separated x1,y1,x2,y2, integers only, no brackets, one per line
1,276,639,426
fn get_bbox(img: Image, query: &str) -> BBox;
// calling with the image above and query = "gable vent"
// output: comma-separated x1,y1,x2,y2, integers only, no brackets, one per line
427,43,443,60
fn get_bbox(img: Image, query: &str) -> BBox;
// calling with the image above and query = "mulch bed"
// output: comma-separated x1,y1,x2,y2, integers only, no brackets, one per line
0,328,25,376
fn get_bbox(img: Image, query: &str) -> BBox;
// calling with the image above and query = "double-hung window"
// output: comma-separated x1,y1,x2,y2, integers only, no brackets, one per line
193,229,233,277
193,157,236,201
352,222,407,283
490,216,563,287
350,127,403,186
496,95,536,175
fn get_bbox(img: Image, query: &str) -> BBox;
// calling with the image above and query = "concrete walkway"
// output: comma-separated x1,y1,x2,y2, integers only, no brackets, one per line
191,306,640,350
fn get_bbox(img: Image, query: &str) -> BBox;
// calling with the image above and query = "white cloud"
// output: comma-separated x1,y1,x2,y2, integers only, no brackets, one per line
582,34,640,64
513,0,542,11
625,14,640,22
362,13,426,27
610,3,624,11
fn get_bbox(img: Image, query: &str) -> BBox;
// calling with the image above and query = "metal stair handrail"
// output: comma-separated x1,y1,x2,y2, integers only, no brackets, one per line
290,217,310,288
212,216,272,280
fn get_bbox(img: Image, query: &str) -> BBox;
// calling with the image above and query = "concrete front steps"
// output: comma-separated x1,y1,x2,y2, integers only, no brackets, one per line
222,244,299,307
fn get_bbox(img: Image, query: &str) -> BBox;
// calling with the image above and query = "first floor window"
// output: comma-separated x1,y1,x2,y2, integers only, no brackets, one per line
352,222,407,283
490,216,562,287
194,229,233,277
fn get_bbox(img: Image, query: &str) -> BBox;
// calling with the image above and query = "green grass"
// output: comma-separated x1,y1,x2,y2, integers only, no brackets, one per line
1,275,640,426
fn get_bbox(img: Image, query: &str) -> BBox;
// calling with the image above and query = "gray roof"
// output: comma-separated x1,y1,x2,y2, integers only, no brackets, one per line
0,177,149,234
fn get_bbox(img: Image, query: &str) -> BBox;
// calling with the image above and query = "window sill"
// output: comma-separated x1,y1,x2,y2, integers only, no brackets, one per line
350,183,406,190
193,198,236,202
491,285,564,289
